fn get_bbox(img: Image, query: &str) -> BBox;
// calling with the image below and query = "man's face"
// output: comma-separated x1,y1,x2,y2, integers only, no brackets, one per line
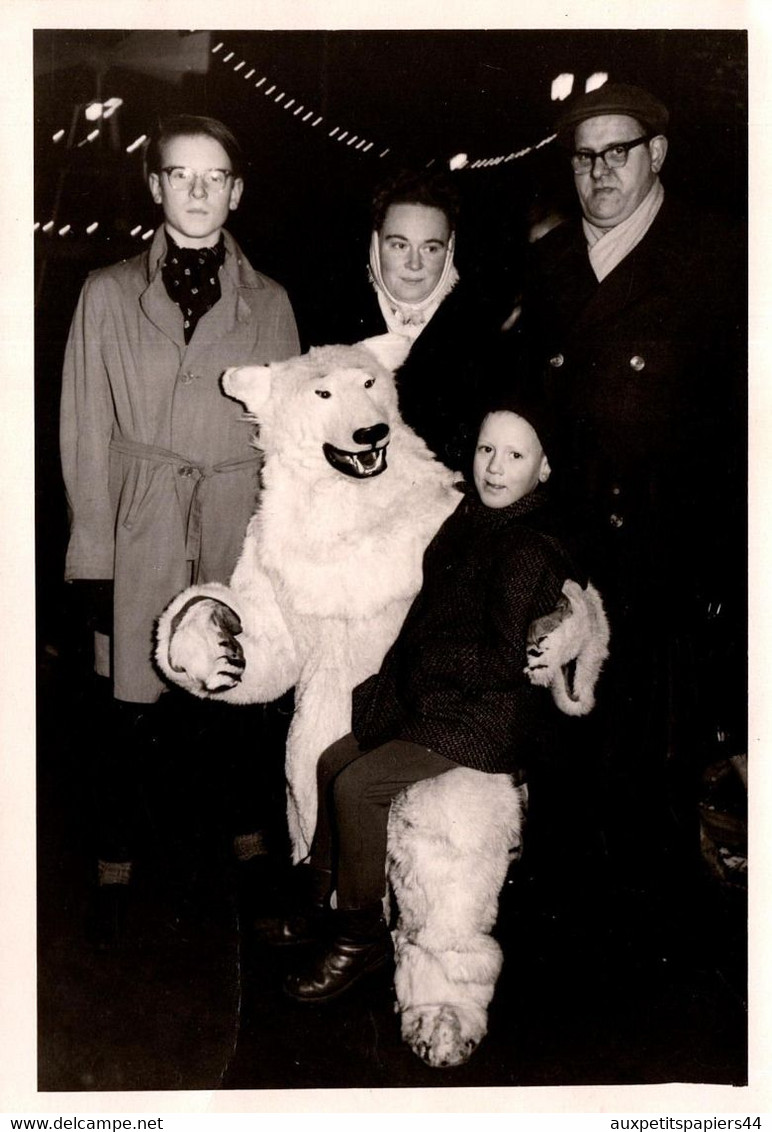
573,114,665,229
148,133,243,248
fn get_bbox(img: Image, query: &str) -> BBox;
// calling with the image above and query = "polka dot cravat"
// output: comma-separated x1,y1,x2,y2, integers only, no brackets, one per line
161,233,226,343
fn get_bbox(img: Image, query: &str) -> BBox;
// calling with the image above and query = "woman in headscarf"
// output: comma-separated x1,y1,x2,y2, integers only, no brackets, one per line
304,169,507,474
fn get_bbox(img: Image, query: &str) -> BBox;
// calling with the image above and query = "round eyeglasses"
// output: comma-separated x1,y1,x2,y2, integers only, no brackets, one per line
162,167,234,193
570,136,651,175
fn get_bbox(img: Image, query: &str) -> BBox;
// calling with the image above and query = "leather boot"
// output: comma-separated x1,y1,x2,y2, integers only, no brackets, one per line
251,864,332,947
284,907,392,1003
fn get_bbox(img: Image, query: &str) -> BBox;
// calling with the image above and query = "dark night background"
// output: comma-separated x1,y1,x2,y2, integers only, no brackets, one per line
34,28,748,651
32,28,749,1094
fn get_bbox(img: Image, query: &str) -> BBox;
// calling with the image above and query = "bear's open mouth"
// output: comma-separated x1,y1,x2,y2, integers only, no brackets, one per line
323,442,389,479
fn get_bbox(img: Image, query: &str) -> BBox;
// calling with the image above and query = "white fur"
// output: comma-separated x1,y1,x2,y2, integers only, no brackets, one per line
388,769,526,1068
156,337,460,855
524,579,610,715
154,334,606,1068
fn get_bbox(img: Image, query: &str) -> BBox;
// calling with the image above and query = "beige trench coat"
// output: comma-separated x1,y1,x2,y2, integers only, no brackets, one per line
60,226,300,702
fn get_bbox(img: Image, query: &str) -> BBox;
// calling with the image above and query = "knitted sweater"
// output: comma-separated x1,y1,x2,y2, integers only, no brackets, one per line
351,488,572,777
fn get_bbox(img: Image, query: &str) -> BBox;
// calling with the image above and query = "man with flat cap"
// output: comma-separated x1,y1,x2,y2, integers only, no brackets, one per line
516,82,746,917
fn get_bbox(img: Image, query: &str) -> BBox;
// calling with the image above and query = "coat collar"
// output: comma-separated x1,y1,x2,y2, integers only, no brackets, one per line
568,196,679,333
461,484,550,531
540,197,684,336
140,226,265,349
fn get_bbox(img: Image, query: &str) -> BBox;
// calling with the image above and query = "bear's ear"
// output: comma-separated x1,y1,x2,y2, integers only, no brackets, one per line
221,365,272,414
358,332,413,374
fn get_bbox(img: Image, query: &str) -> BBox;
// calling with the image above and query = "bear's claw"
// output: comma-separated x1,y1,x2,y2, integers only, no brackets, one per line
167,596,244,693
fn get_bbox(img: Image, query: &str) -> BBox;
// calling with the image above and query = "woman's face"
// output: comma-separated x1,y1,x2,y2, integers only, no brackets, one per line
377,203,451,303
148,133,243,248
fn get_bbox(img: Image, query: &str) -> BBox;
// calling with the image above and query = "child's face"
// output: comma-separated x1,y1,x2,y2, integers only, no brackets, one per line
473,412,550,509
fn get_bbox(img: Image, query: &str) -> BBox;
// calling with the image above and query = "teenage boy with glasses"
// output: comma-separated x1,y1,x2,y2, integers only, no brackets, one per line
60,115,299,944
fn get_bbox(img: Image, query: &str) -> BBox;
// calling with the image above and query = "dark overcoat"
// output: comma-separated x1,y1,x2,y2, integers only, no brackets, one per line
517,196,746,860
521,196,745,618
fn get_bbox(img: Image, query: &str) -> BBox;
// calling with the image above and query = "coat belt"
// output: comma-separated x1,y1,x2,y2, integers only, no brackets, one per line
109,436,261,567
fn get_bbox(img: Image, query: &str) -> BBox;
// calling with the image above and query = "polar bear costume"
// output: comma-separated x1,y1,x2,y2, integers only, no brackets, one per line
155,335,608,1068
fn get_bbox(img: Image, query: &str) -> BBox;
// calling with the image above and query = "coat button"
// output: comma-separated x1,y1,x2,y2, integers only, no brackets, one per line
549,353,565,368
178,466,194,477
609,513,624,528
179,372,193,384
629,355,645,371
611,485,621,496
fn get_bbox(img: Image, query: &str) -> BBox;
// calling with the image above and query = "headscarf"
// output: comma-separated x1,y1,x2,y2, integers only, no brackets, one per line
368,228,459,341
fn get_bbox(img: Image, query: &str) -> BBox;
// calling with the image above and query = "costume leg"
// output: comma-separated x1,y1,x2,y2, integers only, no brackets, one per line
388,768,526,1068
284,741,457,1005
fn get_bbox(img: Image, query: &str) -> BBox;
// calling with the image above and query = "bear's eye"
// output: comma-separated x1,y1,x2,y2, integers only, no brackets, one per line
315,389,332,399
364,378,375,389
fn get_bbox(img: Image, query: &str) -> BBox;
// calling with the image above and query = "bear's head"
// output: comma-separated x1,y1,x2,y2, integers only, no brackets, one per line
222,334,415,481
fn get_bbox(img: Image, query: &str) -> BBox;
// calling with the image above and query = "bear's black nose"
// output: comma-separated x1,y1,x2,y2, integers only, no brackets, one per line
352,423,389,446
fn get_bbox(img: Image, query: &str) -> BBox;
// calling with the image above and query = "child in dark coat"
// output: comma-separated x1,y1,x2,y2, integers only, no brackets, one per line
279,393,577,1003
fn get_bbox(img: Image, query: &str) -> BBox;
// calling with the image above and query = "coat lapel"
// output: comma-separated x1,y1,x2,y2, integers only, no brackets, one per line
185,269,242,349
182,233,262,351
139,281,187,348
571,200,674,334
139,228,186,348
137,227,262,354
539,226,597,330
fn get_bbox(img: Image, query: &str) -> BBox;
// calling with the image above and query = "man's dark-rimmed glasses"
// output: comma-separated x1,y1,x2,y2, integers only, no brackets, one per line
570,136,651,175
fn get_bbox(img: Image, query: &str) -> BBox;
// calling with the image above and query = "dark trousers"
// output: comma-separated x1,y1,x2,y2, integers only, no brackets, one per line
89,677,291,865
309,732,457,910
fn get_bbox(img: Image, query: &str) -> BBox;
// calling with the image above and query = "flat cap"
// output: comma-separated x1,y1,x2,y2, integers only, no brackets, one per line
555,82,669,138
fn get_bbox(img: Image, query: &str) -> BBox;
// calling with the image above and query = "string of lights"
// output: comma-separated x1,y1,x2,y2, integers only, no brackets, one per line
35,221,155,240
36,64,610,235
449,132,557,172
449,72,607,172
37,97,155,239
210,40,392,160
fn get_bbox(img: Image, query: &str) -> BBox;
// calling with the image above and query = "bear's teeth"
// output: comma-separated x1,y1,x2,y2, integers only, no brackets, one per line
323,442,388,478
351,449,384,475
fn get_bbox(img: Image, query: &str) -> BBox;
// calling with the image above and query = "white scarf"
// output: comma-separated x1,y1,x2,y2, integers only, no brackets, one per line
368,230,459,341
583,179,665,283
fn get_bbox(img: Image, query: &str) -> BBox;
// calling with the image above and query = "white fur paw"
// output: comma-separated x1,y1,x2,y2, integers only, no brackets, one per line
524,595,573,683
167,596,245,695
402,1004,485,1069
